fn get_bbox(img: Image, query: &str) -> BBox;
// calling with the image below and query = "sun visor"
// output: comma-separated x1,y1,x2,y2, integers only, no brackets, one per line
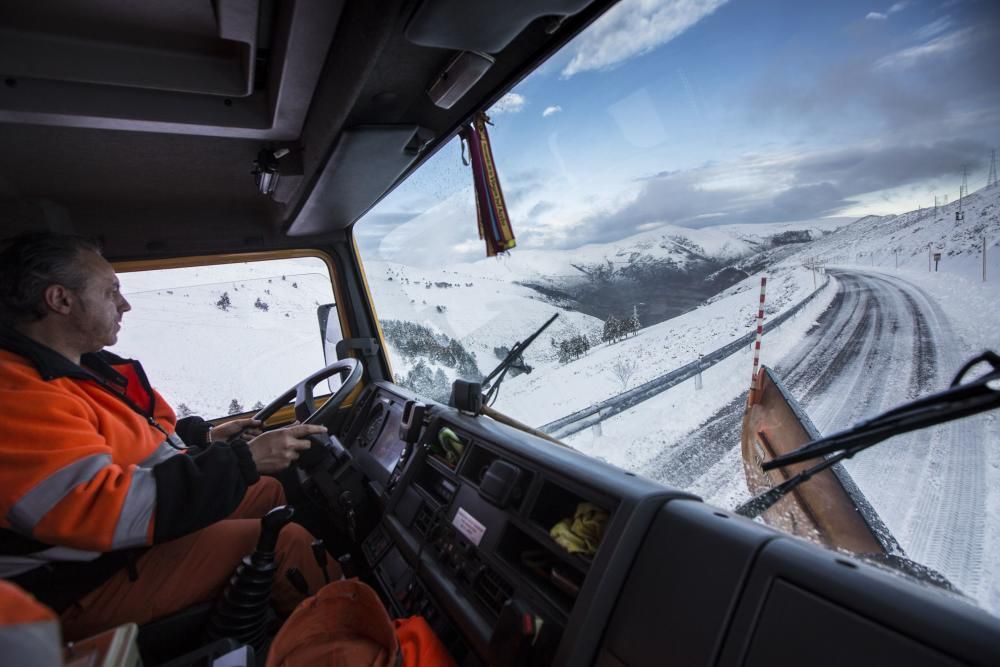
404,0,594,53
287,125,431,236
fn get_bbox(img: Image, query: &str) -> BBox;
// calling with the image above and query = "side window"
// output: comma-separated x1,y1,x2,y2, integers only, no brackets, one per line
111,256,342,419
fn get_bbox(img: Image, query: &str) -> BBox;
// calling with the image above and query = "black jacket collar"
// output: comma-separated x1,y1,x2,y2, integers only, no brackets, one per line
0,324,128,386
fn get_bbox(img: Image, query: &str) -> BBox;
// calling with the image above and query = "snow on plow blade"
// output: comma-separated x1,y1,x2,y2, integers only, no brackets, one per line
741,366,900,555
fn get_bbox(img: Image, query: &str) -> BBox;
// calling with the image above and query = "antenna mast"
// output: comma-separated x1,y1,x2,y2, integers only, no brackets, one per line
989,149,999,189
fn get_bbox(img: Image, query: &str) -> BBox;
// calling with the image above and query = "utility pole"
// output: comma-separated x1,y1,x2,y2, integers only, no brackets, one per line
928,244,931,272
934,196,938,216
988,149,998,189
984,237,988,282
956,167,967,222
894,249,898,269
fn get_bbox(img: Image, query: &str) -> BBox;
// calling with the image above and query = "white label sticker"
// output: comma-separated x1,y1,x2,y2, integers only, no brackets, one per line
452,507,487,547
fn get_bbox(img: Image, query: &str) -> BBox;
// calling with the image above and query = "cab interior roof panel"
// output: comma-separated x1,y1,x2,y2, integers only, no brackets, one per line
404,0,596,53
0,0,616,257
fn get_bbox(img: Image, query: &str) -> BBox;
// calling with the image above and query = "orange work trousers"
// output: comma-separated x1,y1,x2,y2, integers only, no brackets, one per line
60,476,334,640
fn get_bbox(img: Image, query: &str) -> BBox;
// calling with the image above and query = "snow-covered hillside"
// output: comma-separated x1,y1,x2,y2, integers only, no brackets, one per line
112,258,336,417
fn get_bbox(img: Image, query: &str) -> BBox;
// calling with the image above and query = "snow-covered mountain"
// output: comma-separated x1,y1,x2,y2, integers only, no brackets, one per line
441,218,850,326
365,217,852,403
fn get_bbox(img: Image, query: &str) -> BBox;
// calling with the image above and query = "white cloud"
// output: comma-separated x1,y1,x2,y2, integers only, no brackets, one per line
915,16,952,40
490,93,526,114
542,105,563,117
561,0,728,78
867,2,907,20
874,28,972,70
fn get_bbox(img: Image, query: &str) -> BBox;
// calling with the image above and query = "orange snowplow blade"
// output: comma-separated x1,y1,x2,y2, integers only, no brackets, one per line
741,366,893,555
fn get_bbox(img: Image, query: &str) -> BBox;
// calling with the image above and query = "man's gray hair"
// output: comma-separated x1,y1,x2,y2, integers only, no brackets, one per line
0,232,103,323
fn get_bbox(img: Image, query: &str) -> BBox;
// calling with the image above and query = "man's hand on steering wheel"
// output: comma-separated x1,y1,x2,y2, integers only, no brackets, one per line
210,417,263,442
248,424,328,474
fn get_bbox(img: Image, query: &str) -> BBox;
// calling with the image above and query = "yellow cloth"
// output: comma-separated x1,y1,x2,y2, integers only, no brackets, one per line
549,502,609,556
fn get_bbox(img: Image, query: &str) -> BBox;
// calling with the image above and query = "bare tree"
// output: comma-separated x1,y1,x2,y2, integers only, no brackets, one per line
610,356,638,392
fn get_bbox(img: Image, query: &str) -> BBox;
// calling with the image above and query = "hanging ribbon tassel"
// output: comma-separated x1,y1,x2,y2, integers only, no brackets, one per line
459,112,516,257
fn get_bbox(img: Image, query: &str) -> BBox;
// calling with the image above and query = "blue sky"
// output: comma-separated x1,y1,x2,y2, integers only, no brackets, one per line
358,0,1000,265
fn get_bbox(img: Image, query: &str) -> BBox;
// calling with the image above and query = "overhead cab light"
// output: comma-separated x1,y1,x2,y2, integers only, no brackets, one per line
252,147,290,196
427,51,494,109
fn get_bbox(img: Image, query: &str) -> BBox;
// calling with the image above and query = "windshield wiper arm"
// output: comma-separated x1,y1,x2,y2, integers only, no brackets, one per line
482,313,559,405
735,351,1000,519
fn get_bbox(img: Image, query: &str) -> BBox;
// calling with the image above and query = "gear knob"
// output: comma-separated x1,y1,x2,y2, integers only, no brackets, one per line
258,505,295,554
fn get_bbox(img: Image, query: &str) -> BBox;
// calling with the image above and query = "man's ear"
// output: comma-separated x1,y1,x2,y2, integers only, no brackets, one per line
42,284,74,316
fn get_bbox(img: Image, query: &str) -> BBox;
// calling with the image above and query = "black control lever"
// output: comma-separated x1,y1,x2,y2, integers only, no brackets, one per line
206,505,295,650
257,505,295,555
337,552,356,579
311,539,331,584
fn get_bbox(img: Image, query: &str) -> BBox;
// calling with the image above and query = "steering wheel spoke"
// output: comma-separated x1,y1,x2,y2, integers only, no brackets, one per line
253,358,363,427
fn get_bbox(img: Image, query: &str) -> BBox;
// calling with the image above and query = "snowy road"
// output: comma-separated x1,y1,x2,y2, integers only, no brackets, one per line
642,269,988,597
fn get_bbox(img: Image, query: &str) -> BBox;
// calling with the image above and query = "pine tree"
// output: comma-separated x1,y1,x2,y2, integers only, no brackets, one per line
602,315,613,344
603,314,621,344
558,339,572,364
254,297,269,311
252,401,265,410
627,305,641,337
176,402,193,417
227,399,244,415
216,291,232,311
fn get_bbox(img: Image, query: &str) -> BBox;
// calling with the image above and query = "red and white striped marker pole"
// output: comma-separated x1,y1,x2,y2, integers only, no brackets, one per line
749,276,767,401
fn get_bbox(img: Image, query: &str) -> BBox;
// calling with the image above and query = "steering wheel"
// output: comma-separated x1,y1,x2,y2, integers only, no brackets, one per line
251,359,365,539
251,358,363,470
252,358,363,427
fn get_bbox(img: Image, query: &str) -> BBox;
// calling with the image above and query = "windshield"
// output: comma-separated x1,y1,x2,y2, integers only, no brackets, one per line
356,0,1000,618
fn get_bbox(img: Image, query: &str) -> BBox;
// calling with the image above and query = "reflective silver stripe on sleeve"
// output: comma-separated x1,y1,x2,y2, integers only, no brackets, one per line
139,438,183,467
0,546,101,578
111,466,156,549
0,620,63,667
168,432,187,449
7,454,112,531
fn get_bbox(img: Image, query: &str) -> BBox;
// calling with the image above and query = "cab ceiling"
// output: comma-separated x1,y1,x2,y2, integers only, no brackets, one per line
0,0,611,259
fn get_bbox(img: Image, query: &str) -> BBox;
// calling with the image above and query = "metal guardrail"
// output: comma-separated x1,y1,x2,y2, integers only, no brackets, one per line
539,275,832,439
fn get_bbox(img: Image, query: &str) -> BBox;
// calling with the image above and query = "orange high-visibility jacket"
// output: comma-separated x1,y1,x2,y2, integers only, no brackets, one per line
0,580,62,667
0,326,260,610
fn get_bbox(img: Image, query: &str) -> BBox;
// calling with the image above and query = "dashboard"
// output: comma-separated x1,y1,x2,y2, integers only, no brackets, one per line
301,381,1000,667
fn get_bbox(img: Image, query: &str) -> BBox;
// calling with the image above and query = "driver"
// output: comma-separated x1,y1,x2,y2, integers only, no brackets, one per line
0,232,336,640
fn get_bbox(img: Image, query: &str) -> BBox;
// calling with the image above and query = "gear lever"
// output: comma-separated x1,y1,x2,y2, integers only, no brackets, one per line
311,539,331,584
206,505,295,651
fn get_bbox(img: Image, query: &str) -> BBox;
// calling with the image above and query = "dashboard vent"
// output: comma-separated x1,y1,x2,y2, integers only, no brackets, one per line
412,503,436,538
474,564,513,616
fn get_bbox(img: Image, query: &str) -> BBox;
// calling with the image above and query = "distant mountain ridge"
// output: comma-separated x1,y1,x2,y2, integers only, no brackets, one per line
468,218,848,326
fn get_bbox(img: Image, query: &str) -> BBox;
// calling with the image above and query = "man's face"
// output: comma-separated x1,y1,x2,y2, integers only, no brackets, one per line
68,251,131,352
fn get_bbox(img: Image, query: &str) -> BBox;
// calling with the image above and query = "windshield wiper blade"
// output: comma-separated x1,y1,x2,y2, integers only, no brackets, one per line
482,313,559,405
735,351,1000,519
